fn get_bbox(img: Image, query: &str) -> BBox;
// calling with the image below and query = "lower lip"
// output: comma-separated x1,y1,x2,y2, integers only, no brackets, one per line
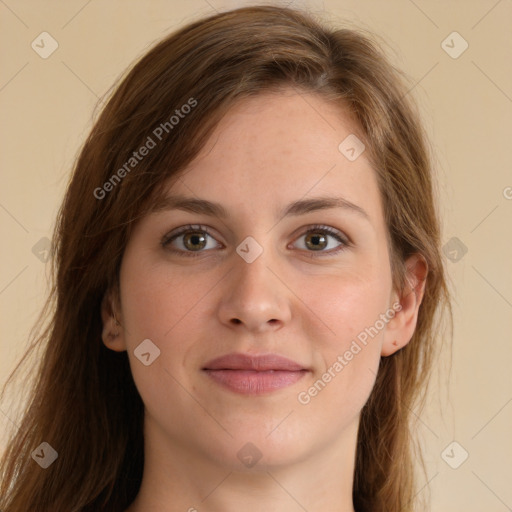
204,369,308,395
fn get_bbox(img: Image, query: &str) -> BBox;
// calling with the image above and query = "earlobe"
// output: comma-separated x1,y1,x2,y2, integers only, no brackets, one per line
381,253,428,357
100,290,127,352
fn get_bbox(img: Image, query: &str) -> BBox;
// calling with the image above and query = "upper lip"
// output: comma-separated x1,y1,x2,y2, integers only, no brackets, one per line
203,353,307,371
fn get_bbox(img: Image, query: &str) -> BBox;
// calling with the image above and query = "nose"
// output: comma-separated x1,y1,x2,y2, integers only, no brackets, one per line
216,244,292,333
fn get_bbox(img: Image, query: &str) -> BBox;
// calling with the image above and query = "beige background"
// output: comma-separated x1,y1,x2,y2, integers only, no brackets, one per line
1,0,511,509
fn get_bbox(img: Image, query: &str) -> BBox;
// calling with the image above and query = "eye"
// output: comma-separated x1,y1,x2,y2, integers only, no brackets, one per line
161,224,221,257
291,225,349,256
161,223,350,258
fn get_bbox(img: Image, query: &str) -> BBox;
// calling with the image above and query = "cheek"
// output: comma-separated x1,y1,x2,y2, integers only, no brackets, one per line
118,256,212,416
119,255,212,343
304,265,392,348
119,246,392,357
296,268,391,410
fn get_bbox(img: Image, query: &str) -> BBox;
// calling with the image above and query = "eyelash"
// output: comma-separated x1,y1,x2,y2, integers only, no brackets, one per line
161,224,350,258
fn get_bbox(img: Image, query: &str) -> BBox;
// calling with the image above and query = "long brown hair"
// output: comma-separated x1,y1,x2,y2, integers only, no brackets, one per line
0,5,451,511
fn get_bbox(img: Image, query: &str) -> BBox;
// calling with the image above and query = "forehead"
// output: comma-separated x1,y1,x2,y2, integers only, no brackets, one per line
165,89,383,224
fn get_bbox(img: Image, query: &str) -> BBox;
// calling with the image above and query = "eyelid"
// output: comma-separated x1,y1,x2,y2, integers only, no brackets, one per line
161,223,350,257
161,224,219,246
290,224,350,246
161,224,222,258
288,224,350,257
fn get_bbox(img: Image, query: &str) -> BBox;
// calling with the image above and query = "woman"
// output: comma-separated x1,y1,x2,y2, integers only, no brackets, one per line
0,5,451,511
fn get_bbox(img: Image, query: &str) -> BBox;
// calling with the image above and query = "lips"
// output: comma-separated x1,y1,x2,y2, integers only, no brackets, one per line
203,353,309,395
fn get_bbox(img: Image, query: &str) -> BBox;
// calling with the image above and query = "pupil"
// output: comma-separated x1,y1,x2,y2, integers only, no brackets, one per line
182,231,329,252
186,232,206,250
307,233,326,250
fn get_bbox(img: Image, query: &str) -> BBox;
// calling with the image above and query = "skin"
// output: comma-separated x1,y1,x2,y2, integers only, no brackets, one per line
102,88,426,512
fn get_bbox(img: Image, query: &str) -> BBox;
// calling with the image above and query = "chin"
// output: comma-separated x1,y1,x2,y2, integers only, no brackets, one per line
203,423,314,471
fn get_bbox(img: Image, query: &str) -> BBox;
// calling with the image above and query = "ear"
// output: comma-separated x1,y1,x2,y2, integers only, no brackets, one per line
100,287,127,352
381,253,428,357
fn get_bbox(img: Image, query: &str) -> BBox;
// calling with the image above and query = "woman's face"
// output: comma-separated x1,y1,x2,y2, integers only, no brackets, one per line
108,89,417,469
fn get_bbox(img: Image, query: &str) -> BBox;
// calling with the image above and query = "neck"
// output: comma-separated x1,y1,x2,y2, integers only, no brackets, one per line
126,416,358,512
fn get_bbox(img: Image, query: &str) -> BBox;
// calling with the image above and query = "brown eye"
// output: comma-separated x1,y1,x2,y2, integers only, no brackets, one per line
291,225,349,256
163,224,349,258
162,225,221,257
304,232,328,251
182,231,208,251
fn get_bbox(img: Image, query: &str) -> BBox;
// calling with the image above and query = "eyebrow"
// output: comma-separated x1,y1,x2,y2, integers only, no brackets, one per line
151,194,370,221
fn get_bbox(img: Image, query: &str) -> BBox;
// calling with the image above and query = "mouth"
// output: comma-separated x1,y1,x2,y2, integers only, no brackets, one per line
202,353,309,395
